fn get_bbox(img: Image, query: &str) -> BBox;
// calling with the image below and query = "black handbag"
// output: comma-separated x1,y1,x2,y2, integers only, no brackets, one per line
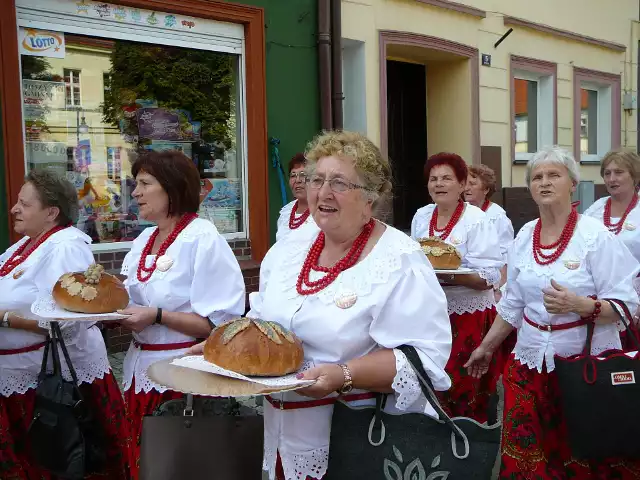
28,322,106,479
326,345,501,479
554,298,640,460
139,394,264,480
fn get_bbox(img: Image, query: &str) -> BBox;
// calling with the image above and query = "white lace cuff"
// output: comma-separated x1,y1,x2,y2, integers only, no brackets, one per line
477,267,501,288
392,349,428,412
496,302,523,329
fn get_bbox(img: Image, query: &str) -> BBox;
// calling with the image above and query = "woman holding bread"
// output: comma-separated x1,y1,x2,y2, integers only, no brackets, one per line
411,153,503,423
465,147,640,478
194,131,453,480
0,169,128,479
117,150,246,479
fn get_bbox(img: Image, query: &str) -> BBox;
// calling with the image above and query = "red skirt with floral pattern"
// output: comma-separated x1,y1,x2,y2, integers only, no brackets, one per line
436,307,500,423
0,371,129,480
500,355,640,479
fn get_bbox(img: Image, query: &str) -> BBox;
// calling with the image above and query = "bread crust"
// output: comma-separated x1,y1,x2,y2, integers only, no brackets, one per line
52,268,129,314
417,237,462,270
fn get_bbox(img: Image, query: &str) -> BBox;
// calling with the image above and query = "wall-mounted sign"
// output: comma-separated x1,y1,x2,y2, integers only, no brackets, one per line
19,28,65,58
481,54,491,67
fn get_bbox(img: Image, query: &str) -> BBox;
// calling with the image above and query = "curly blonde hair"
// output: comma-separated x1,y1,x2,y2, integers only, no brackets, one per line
304,131,393,205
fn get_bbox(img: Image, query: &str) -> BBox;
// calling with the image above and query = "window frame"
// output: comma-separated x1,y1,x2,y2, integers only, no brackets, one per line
510,55,557,165
2,0,269,260
63,68,81,108
573,67,621,164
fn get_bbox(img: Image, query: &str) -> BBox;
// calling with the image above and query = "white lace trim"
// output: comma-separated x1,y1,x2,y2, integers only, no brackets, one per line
514,340,621,374
392,349,427,412
496,302,522,328
444,290,495,315
263,433,329,480
477,267,501,288
277,226,422,305
1,370,38,397
126,369,170,394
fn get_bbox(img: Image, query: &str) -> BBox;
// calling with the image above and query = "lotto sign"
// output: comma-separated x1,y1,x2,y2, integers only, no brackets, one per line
19,28,65,58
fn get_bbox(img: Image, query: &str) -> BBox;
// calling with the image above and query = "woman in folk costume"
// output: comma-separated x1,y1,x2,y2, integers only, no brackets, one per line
0,170,128,480
192,131,452,480
466,147,640,479
584,148,640,350
464,164,516,364
116,150,246,479
276,152,317,241
411,153,503,423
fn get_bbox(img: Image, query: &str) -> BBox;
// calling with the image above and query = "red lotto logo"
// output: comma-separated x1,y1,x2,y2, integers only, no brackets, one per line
611,371,636,385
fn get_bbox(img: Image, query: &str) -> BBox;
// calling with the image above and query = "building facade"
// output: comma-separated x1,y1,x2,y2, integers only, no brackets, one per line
341,0,639,231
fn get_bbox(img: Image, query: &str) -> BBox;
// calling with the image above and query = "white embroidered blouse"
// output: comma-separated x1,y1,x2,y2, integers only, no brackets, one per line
584,196,640,262
248,223,452,480
0,227,112,397
484,202,514,263
120,218,246,393
410,203,503,315
275,200,318,242
497,215,640,372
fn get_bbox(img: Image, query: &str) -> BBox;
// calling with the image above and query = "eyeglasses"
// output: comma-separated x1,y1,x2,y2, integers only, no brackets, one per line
306,175,370,193
289,172,308,181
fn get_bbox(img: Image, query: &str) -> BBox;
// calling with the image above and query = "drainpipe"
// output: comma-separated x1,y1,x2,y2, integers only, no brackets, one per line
318,0,333,130
330,0,344,129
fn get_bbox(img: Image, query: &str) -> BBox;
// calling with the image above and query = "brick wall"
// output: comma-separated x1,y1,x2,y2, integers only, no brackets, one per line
98,239,261,353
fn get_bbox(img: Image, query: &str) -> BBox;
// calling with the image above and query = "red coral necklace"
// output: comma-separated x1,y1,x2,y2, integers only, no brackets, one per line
481,199,491,212
603,195,638,235
429,200,464,241
297,219,375,295
532,208,578,266
0,225,68,277
289,201,310,230
137,213,197,283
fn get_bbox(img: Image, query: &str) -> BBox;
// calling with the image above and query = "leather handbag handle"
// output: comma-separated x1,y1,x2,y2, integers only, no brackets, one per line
398,345,470,459
50,322,86,405
605,298,640,352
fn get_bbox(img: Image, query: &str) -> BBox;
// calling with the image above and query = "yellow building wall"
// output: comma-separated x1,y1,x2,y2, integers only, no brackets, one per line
342,0,639,187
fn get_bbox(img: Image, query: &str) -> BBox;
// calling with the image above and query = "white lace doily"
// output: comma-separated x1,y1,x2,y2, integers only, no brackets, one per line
171,356,315,388
434,267,474,274
31,295,128,321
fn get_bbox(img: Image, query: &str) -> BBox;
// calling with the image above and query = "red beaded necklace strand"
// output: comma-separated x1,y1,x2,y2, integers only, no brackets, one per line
137,213,197,283
0,225,68,277
289,201,311,230
603,195,638,235
532,208,578,266
481,199,491,212
296,219,376,295
429,200,464,241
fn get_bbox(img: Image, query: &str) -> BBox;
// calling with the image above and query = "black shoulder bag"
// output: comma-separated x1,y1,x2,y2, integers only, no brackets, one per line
554,298,640,460
27,321,105,479
327,345,501,479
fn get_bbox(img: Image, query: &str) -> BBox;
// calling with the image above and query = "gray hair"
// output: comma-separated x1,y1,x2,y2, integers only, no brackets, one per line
25,169,79,226
525,146,580,188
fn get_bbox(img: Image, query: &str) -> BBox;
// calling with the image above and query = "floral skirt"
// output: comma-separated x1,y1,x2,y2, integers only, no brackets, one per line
0,371,129,480
124,377,184,480
500,355,640,479
436,307,499,423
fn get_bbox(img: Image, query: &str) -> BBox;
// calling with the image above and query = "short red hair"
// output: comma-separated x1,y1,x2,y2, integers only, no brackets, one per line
424,152,468,183
288,153,306,174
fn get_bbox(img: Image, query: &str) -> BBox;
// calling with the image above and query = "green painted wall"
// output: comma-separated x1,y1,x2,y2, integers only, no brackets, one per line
0,1,320,250
0,99,8,253
227,0,320,245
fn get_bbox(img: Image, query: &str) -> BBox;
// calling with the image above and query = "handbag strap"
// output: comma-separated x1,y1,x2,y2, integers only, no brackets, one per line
50,322,85,404
605,298,640,352
398,345,470,459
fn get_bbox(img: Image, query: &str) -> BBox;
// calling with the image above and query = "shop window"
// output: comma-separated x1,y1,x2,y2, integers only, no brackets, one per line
573,68,621,163
19,31,246,248
510,56,556,164
64,68,81,108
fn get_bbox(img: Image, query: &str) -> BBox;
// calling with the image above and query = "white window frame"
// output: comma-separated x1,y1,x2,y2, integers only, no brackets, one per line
64,68,82,108
578,82,612,164
16,3,249,252
513,70,554,163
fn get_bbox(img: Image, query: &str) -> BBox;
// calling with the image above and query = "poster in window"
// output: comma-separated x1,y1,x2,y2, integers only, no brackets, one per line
19,28,65,59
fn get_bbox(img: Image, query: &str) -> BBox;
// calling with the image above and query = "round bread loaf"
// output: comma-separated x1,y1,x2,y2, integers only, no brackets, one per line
204,318,304,376
418,237,462,270
53,264,129,314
